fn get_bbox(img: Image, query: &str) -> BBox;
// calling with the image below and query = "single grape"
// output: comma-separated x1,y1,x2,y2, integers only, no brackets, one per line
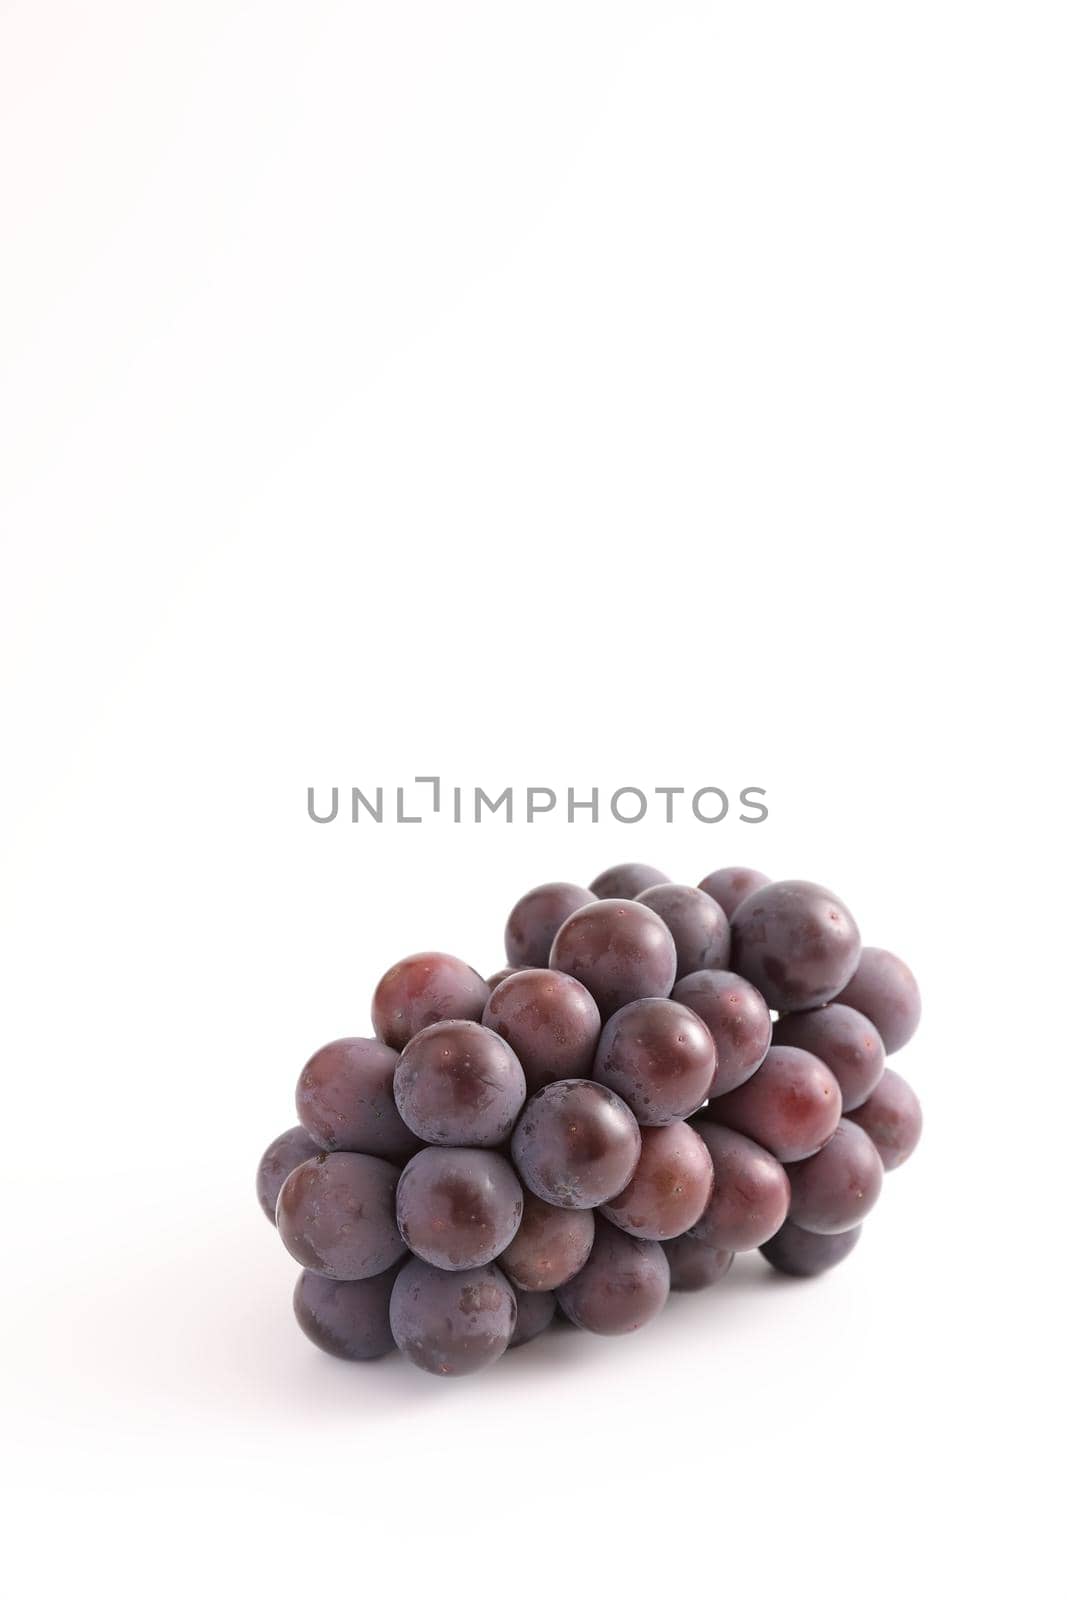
634,883,731,978
276,1152,405,1280
786,1119,883,1234
663,1235,734,1292
395,1147,524,1270
511,1079,641,1209
589,863,670,900
255,1125,322,1223
730,880,861,1011
835,947,921,1053
505,882,596,968
295,1036,421,1161
760,1220,862,1277
688,1121,791,1251
371,952,490,1050
556,1220,669,1335
773,1004,885,1112
482,968,601,1093
697,867,771,920
393,1020,526,1146
711,1045,842,1163
292,1263,403,1360
389,1258,516,1377
510,1288,556,1347
599,1122,713,1241
671,968,772,1097
550,899,677,1019
498,1190,596,1291
848,1068,922,1170
592,996,716,1125
486,967,520,992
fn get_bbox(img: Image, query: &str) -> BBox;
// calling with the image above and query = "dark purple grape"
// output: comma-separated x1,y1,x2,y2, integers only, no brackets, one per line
730,880,861,1011
599,1122,713,1241
486,967,520,992
498,1190,596,1291
393,1020,526,1146
689,1121,791,1251
835,947,921,1054
510,1288,556,1347
277,1152,405,1280
292,1263,402,1360
255,1125,322,1223
389,1258,516,1376
505,882,596,968
556,1220,669,1335
589,862,670,900
671,969,771,1097
663,1235,734,1292
773,1004,885,1113
295,1036,421,1161
593,997,717,1125
634,883,731,978
760,1219,862,1277
849,1068,922,1170
482,968,601,1093
511,1079,641,1209
550,899,677,1019
371,952,490,1050
697,867,771,920
395,1147,523,1270
786,1119,883,1234
711,1045,842,1163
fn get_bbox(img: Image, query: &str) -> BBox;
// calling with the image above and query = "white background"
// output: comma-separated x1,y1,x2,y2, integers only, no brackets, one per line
1,3,1063,1596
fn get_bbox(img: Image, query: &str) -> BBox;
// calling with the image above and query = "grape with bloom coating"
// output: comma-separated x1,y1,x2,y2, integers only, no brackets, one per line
510,1289,556,1347
256,1126,322,1222
550,899,677,1019
292,1264,402,1360
599,1122,713,1241
697,867,771,920
505,882,595,968
499,1190,596,1291
396,1147,523,1270
589,862,669,900
635,883,731,978
482,968,601,1093
593,997,717,1125
486,967,520,992
786,1119,883,1233
711,1045,842,1163
730,880,861,1011
671,969,771,1098
296,1036,420,1160
389,1259,516,1376
556,1220,669,1335
849,1068,922,1170
835,948,921,1054
689,1121,791,1252
277,1152,405,1280
511,1079,641,1209
760,1220,862,1277
393,1020,526,1146
372,952,490,1050
774,1004,885,1112
663,1235,734,1292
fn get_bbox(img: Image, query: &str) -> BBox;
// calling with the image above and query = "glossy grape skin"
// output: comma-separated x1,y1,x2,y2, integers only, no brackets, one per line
730,880,862,1011
550,899,677,1020
697,867,771,920
634,883,731,978
498,1191,596,1291
592,997,717,1126
671,969,772,1097
395,1147,523,1270
849,1068,922,1170
663,1235,734,1292
505,882,596,968
711,1045,842,1163
556,1220,669,1336
255,1126,322,1223
510,1289,557,1347
511,1079,641,1209
482,969,601,1093
599,1122,713,1241
276,1152,405,1280
371,952,490,1050
295,1036,421,1161
760,1220,862,1277
688,1121,791,1252
786,1119,883,1234
389,1259,516,1377
393,1020,526,1146
292,1263,403,1360
589,862,670,900
486,967,520,992
835,948,922,1054
773,1004,886,1112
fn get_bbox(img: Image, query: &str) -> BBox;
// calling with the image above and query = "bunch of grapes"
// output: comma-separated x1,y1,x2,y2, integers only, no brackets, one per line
256,866,922,1378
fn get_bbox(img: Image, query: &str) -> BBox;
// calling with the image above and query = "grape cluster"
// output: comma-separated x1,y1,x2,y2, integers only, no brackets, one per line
257,868,922,1377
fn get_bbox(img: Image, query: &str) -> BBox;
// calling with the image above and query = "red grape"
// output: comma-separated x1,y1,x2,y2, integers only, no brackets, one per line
277,1152,405,1280
663,1235,734,1292
395,1147,523,1270
599,1121,713,1241
393,1020,526,1146
671,968,772,1097
510,1289,557,1347
848,1067,922,1170
296,1036,420,1160
786,1119,883,1233
760,1220,862,1277
372,952,490,1049
730,880,861,1010
482,968,601,1093
389,1259,516,1376
773,1004,885,1112
711,1045,842,1163
498,1190,596,1291
635,883,731,978
550,899,677,1019
556,1220,669,1335
511,1079,641,1209
835,947,921,1054
688,1121,791,1251
589,862,669,900
697,867,771,920
256,1126,322,1223
593,996,717,1125
505,882,595,968
292,1264,402,1360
